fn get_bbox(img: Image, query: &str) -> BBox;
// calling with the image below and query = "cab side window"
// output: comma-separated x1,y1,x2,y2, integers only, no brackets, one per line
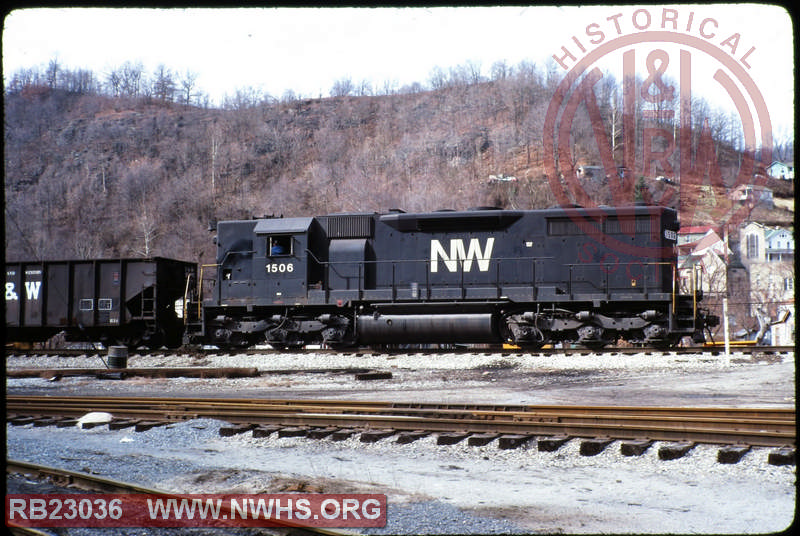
268,235,292,256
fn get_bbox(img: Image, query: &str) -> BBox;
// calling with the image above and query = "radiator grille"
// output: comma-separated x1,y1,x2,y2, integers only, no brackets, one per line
324,214,374,238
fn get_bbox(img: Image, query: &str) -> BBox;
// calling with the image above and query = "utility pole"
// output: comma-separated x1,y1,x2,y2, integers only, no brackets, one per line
723,225,730,364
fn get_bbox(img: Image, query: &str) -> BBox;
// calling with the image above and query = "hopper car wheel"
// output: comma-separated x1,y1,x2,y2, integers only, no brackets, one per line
114,335,143,351
163,328,184,349
143,331,164,350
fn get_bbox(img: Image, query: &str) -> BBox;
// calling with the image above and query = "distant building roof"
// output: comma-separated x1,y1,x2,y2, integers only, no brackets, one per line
765,228,792,241
679,226,720,236
678,229,730,258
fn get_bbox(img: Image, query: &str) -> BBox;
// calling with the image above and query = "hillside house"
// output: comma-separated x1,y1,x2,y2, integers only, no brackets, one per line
747,262,795,345
766,161,794,180
729,184,774,208
678,229,731,295
738,221,795,345
575,165,628,181
740,222,795,265
765,228,795,262
678,226,721,247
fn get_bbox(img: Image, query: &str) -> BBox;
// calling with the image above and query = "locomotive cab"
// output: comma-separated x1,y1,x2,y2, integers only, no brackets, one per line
204,217,327,347
253,217,324,305
213,217,325,307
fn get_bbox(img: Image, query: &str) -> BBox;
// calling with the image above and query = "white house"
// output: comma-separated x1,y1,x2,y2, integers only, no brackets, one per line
766,161,794,180
740,222,794,265
729,184,774,208
765,228,795,262
678,229,731,294
738,221,795,345
678,226,720,247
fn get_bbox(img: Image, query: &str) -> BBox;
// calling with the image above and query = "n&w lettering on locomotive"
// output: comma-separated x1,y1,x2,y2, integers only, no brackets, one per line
430,237,494,273
5,205,719,350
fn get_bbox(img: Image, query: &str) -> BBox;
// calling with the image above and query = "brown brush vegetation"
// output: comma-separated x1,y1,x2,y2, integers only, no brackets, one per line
5,62,792,264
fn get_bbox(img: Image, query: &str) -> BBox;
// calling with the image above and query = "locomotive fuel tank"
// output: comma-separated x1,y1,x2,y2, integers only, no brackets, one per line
357,312,498,344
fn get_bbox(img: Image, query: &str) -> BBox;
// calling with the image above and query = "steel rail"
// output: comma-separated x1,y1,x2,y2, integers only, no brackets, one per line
8,395,795,421
6,367,260,379
6,459,358,536
7,396,795,447
6,345,795,358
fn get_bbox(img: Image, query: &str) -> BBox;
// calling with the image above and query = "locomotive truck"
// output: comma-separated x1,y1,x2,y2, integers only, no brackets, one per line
5,204,719,350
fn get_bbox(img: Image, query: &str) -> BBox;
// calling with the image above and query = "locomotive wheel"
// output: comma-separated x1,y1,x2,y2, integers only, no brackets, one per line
650,336,681,349
517,342,546,351
580,341,607,350
269,343,305,351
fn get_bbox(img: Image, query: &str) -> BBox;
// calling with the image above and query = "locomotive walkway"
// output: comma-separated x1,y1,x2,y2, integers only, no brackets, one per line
7,396,795,461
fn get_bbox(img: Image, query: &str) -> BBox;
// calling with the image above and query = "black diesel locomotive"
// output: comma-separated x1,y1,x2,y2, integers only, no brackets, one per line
5,205,718,350
192,204,717,350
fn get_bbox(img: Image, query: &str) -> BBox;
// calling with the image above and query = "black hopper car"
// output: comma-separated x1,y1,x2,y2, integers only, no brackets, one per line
5,258,195,349
5,205,719,350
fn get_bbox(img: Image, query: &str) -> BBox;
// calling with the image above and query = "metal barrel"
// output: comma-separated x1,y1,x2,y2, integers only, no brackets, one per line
107,346,128,368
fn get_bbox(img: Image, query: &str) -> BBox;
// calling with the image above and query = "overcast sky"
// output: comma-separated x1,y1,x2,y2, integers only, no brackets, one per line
2,5,794,136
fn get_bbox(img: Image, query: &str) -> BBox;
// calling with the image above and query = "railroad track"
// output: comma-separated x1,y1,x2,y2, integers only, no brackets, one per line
6,367,374,380
5,367,262,379
7,344,795,358
6,459,355,536
7,396,795,454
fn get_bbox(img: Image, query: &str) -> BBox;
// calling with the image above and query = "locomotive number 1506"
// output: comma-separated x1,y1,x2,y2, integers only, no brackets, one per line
266,263,294,274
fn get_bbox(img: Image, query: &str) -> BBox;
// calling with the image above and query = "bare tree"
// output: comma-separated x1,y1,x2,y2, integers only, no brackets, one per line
120,61,145,97
490,59,511,81
179,70,199,104
45,58,60,88
133,202,160,257
106,67,123,97
356,79,372,96
331,77,354,97
428,66,447,90
465,59,484,84
152,64,176,102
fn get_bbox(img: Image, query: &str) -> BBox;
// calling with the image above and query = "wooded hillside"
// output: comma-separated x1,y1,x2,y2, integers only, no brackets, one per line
4,62,793,264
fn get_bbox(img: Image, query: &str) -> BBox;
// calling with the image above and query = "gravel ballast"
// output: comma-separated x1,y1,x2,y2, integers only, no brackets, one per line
6,348,796,533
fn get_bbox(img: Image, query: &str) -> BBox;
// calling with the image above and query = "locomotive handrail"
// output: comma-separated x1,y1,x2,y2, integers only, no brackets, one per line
309,254,675,302
182,272,195,326
197,263,219,319
558,261,674,297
